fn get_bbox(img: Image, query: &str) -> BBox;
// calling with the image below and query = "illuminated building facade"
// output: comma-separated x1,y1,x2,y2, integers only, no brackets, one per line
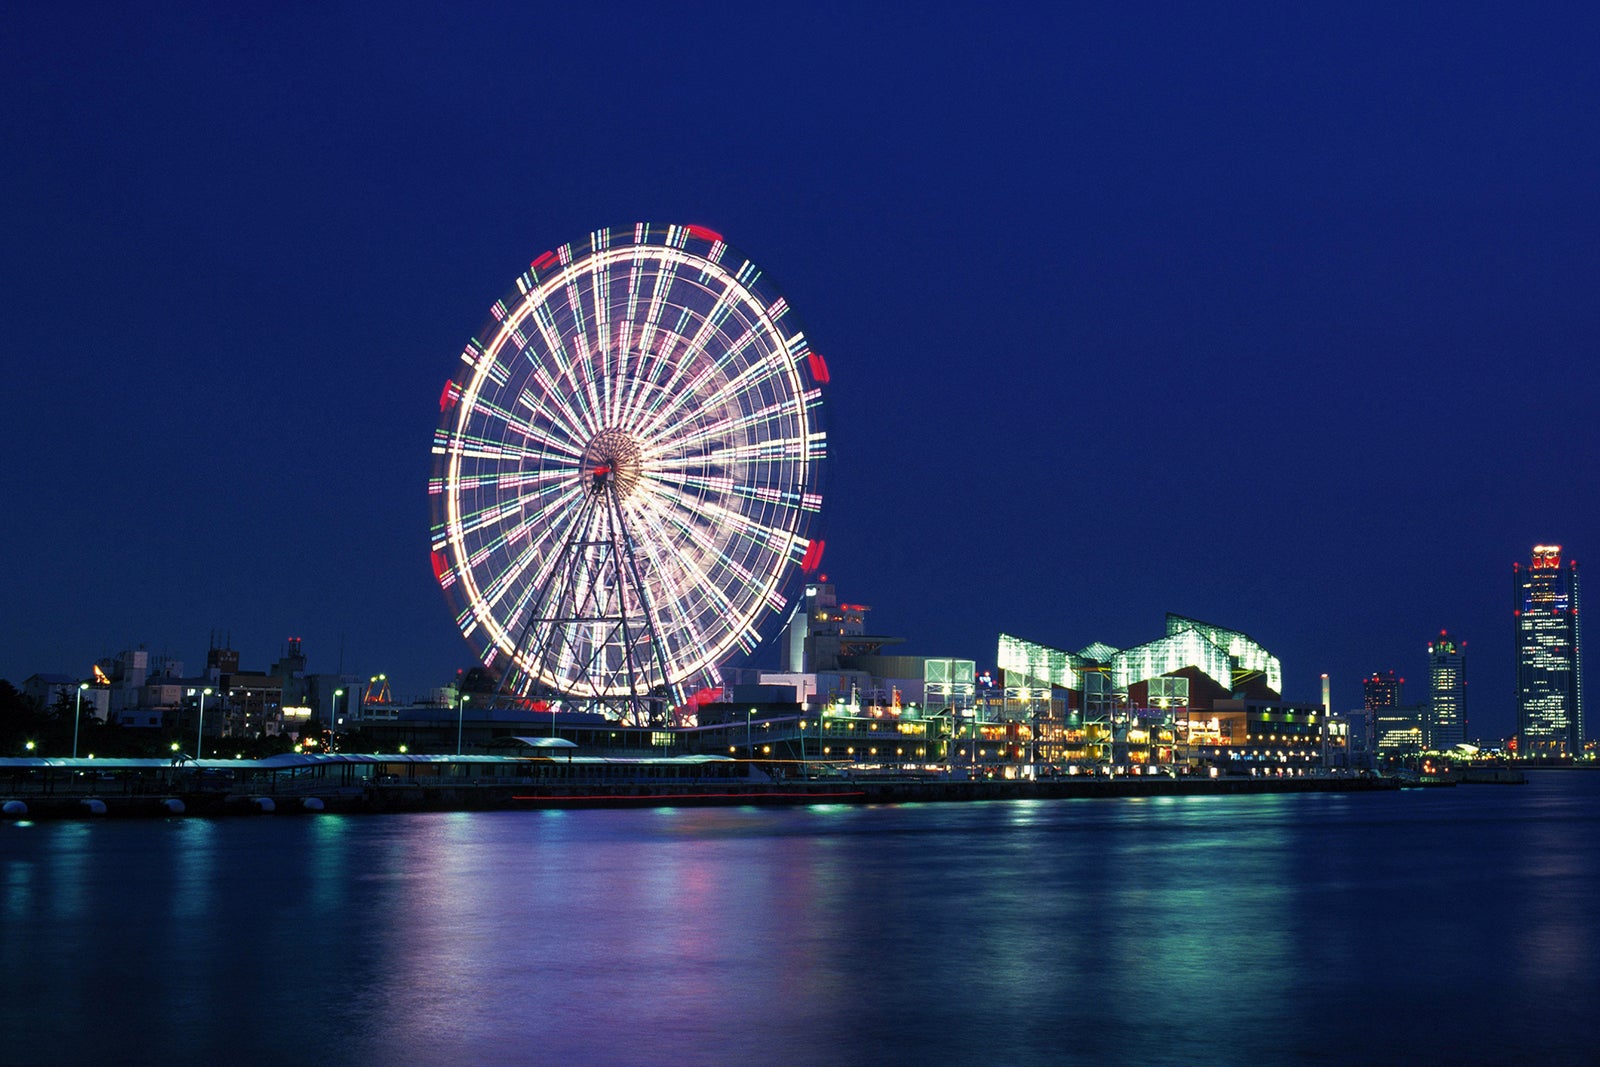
1426,631,1465,750
1376,705,1424,760
779,579,901,673
1514,545,1583,757
1363,670,1402,711
998,615,1313,770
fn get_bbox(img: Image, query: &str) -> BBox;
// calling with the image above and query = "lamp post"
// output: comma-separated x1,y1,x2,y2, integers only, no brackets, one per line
747,708,756,757
331,689,345,753
188,687,213,759
457,693,470,755
73,682,89,759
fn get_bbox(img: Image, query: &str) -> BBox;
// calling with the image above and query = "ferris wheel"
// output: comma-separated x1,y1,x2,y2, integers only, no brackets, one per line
429,223,828,723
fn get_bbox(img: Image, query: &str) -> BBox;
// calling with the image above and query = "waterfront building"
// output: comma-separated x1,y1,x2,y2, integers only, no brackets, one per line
1426,630,1466,750
1514,545,1584,757
1363,670,1402,712
777,579,902,673
1326,710,1375,770
1204,699,1326,770
996,615,1307,771
1375,704,1425,760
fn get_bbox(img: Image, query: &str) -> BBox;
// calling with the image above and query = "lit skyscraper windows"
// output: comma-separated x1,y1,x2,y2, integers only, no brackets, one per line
1427,631,1465,750
1514,545,1583,757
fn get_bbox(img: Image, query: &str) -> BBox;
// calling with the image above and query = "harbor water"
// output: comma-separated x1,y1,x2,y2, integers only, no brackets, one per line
3,771,1597,1065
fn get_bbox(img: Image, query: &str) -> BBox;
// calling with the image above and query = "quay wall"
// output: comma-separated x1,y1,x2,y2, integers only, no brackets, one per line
3,774,1399,819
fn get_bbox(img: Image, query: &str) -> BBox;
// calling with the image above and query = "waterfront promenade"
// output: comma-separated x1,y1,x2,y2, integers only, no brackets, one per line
1,765,1401,818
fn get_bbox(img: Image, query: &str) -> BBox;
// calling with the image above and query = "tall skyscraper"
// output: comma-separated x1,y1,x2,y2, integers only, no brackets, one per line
1427,630,1465,750
1514,545,1583,757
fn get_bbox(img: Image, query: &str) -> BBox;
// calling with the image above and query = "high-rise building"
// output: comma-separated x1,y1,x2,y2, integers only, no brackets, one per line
1427,630,1466,750
1363,670,1402,711
1514,545,1583,757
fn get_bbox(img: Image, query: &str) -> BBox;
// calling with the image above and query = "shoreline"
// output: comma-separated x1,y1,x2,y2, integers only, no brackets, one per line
3,772,1403,819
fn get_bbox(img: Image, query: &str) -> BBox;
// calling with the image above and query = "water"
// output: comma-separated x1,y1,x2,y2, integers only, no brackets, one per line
3,772,1597,1066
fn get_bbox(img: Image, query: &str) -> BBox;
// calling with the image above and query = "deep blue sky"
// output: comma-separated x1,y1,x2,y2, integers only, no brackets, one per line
5,4,1597,738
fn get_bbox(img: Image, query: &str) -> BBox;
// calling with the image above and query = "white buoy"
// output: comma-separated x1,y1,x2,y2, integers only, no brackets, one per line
253,797,276,813
161,798,185,814
2,800,26,817
301,797,325,812
80,799,107,815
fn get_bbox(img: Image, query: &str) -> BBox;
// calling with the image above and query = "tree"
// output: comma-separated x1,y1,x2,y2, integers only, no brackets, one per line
0,679,52,754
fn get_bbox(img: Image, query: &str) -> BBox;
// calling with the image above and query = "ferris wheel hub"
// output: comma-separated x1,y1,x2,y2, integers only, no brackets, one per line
579,428,643,498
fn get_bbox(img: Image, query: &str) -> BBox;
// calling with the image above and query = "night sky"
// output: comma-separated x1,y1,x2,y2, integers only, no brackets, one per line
6,4,1597,739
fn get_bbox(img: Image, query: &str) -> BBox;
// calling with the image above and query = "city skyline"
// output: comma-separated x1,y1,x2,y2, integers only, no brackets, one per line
6,6,1598,742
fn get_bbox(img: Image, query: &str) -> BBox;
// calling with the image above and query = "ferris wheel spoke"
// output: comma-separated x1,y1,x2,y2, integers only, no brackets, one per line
478,483,588,612
632,322,773,439
636,283,743,419
631,496,768,619
632,260,676,368
615,328,688,434
469,399,585,461
514,290,577,393
630,476,793,627
625,506,734,663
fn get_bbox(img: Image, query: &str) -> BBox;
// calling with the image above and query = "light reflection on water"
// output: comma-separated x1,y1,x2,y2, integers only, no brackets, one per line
3,773,1598,1065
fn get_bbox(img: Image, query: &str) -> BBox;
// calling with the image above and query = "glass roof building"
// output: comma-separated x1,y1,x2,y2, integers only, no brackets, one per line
999,614,1282,711
1514,545,1583,757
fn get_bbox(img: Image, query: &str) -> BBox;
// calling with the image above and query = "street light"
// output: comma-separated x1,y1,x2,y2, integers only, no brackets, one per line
73,682,90,758
188,687,213,759
331,689,345,753
457,693,471,755
747,708,756,757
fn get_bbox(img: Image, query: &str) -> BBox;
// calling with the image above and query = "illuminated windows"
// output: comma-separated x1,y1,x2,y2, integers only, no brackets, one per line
1514,546,1583,757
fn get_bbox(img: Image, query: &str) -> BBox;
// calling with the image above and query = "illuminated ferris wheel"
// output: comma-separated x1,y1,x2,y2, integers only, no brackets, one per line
429,223,828,723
